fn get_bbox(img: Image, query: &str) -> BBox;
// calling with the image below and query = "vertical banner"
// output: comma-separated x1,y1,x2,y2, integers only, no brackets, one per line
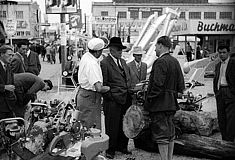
69,9,82,29
60,23,67,45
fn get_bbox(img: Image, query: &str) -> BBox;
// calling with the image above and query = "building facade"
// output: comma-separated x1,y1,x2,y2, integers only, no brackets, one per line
0,1,41,43
91,0,235,53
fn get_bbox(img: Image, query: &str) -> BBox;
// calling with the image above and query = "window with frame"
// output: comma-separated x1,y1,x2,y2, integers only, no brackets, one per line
20,31,24,36
118,12,127,19
157,11,162,16
16,31,20,36
142,11,154,19
179,12,185,19
130,11,139,19
0,11,7,18
204,12,216,19
101,11,108,16
189,12,201,19
219,12,232,19
26,31,31,36
15,11,23,19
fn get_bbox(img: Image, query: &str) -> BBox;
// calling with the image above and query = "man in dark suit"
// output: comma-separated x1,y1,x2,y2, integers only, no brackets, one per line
24,44,41,76
213,45,235,142
0,45,16,120
144,36,185,160
127,46,147,88
101,37,132,159
14,72,53,118
10,43,26,74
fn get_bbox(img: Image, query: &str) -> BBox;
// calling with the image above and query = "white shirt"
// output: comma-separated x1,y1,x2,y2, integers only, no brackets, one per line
109,53,122,68
159,52,169,58
134,60,141,70
0,59,6,70
78,52,103,91
26,49,30,57
219,57,229,86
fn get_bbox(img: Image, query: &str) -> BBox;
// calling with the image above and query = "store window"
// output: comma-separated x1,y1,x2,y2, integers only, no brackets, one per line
15,11,23,19
101,11,108,16
118,12,127,19
204,12,216,19
189,12,201,19
179,12,185,19
20,31,24,36
16,31,20,36
219,12,232,19
142,11,154,19
26,31,31,36
0,11,7,18
130,11,139,19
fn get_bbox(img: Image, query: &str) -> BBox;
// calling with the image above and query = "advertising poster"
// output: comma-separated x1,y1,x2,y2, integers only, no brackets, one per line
69,9,82,29
45,0,77,14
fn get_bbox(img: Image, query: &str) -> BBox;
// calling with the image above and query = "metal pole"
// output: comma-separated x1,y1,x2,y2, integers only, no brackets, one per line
84,13,86,33
10,36,12,46
61,14,66,85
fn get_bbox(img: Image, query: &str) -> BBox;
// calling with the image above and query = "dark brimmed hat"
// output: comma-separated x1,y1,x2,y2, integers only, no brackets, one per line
108,37,126,49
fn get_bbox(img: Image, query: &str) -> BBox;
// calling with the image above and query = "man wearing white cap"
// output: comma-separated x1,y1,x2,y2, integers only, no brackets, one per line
76,38,110,130
127,46,147,88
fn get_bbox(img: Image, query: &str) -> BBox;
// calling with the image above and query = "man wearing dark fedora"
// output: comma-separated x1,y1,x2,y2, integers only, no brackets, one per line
101,37,132,159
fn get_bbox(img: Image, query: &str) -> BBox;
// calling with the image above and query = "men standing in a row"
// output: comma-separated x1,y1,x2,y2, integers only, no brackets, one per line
11,42,26,74
127,46,147,88
0,45,16,120
144,36,185,160
76,38,110,130
101,37,132,159
213,45,235,142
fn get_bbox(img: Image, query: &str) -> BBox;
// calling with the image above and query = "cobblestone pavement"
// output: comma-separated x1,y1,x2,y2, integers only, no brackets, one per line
37,53,212,160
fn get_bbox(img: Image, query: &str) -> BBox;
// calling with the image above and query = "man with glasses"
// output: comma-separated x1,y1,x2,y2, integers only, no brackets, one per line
213,45,235,142
101,37,132,159
0,45,16,119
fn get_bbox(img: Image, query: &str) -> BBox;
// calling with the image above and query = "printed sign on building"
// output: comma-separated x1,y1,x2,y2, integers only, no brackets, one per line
94,16,117,25
45,0,78,14
69,9,82,29
3,18,17,36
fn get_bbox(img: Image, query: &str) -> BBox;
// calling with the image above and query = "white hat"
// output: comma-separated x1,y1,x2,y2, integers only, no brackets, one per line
131,46,146,55
88,38,105,51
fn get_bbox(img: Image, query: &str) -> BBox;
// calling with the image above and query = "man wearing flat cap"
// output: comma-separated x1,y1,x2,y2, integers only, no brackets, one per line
100,37,132,159
0,45,16,119
76,38,110,130
127,46,147,88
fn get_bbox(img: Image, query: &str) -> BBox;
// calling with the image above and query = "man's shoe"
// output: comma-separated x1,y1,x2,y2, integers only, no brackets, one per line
105,152,114,159
117,148,132,155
